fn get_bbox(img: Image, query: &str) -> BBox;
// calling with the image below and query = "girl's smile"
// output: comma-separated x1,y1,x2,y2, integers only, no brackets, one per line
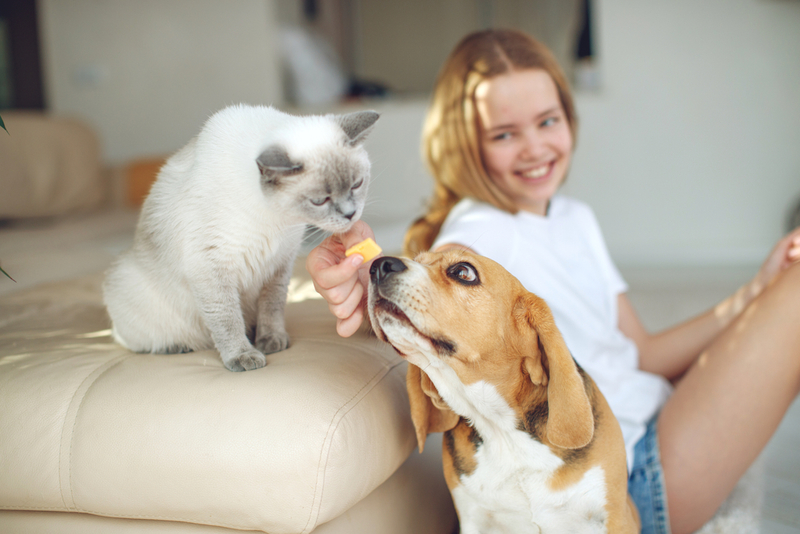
475,69,573,216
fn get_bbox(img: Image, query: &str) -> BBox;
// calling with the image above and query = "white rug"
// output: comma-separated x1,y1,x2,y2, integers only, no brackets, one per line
695,458,764,534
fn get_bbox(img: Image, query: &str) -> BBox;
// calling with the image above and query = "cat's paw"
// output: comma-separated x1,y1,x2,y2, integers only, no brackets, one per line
223,347,267,372
255,330,290,355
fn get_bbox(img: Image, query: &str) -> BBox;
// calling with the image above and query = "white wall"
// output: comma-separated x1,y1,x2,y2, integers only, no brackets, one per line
36,0,800,267
38,0,283,163
564,0,800,266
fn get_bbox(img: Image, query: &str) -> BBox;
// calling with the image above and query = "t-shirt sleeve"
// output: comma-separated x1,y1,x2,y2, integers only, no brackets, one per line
581,204,628,296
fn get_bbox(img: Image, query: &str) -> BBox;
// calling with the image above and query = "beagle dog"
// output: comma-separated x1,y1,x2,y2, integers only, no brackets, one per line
367,250,640,534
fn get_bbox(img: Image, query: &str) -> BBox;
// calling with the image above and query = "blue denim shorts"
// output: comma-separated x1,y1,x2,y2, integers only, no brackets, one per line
628,415,672,534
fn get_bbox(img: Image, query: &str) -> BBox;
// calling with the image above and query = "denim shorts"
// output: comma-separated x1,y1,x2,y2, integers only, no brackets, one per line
628,415,672,534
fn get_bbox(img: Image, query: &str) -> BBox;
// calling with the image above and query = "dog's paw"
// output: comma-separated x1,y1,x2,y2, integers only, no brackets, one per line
223,347,267,372
255,330,290,355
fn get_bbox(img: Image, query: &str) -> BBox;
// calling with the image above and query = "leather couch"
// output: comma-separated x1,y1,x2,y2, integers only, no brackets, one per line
0,111,457,533
0,269,458,533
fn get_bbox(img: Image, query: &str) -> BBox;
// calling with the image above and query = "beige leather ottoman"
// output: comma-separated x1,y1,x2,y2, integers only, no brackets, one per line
0,271,457,533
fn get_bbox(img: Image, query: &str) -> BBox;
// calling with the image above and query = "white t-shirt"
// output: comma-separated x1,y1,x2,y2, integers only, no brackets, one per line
432,196,673,471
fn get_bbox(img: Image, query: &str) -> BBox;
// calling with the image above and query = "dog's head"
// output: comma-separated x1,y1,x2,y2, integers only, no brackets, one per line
368,249,594,453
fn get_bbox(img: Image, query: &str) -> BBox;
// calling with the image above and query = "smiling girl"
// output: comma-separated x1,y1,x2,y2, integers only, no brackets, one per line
307,29,800,534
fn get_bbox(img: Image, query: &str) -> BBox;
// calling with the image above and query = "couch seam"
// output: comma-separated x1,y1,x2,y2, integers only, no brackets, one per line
0,506,267,532
301,357,405,534
57,354,130,511
302,336,400,366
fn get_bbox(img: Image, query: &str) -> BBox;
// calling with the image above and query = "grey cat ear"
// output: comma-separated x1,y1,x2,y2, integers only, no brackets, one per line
336,110,379,147
257,145,302,183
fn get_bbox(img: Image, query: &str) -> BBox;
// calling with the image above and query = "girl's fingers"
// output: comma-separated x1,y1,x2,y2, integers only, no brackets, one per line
306,220,375,289
789,239,800,262
329,281,365,320
311,253,364,292
303,220,377,337
336,306,365,338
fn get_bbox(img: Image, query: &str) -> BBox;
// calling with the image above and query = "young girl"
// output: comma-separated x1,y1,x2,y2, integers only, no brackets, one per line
307,29,800,534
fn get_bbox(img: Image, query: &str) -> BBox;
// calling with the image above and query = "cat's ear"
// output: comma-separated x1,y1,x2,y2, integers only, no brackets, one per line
336,111,379,147
257,145,302,184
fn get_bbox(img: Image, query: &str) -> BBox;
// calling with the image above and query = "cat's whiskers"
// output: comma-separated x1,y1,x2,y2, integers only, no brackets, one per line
303,225,329,240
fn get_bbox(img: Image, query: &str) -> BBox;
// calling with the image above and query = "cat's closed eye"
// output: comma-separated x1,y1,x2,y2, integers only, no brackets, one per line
310,197,330,206
351,179,364,190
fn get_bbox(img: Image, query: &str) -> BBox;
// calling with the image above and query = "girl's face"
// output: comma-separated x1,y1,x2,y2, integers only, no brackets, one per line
475,69,573,216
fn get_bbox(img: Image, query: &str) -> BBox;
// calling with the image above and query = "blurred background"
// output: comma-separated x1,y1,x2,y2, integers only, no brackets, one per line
1,0,799,267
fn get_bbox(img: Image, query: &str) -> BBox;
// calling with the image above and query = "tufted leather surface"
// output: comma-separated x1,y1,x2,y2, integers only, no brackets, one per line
0,272,453,533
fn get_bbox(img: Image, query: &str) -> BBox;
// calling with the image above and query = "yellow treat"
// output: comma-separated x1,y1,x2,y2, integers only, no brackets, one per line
346,238,382,262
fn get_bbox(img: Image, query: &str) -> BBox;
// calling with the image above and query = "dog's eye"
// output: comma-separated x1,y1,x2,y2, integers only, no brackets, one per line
447,262,480,286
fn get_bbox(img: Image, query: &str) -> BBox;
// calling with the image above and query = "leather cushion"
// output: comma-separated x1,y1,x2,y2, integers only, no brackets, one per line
0,271,415,533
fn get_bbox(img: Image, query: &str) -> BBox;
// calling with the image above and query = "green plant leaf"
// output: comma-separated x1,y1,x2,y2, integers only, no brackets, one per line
0,113,7,134
1,265,15,282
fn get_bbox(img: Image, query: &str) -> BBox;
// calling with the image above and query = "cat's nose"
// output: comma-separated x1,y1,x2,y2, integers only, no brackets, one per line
370,257,407,285
343,211,356,221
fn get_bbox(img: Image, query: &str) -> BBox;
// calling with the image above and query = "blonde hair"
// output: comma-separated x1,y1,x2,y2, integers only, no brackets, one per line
403,29,577,257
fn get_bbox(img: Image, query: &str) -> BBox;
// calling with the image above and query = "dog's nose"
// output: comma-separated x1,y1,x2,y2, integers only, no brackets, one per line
369,256,407,285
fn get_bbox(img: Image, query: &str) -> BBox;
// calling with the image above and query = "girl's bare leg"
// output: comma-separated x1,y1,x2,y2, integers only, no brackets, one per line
657,262,800,534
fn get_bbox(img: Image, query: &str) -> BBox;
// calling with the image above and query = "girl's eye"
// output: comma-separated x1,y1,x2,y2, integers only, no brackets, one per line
540,116,559,128
310,197,330,206
491,132,512,141
447,262,480,286
351,179,364,190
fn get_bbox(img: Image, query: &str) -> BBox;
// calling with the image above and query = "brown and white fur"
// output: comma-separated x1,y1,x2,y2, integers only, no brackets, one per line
367,250,640,533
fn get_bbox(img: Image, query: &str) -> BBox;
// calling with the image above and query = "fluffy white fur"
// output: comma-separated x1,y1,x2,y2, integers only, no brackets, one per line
103,104,377,371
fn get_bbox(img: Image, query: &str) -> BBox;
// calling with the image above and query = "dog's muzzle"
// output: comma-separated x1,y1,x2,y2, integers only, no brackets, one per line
369,256,407,286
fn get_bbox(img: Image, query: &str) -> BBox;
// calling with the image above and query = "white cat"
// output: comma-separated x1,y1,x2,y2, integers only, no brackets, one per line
103,104,378,371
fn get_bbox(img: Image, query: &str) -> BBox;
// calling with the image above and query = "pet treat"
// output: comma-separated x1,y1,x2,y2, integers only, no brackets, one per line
346,238,382,262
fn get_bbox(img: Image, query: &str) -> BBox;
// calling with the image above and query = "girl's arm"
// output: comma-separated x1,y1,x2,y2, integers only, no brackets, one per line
619,228,800,381
306,220,379,337
618,293,733,381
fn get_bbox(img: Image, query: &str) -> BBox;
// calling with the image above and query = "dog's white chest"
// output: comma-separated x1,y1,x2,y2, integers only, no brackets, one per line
453,431,609,534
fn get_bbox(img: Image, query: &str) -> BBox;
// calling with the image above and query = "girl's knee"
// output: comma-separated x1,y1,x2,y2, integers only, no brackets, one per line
774,261,800,293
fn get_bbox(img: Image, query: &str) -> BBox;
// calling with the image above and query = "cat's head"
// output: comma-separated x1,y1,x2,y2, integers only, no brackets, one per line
256,110,379,234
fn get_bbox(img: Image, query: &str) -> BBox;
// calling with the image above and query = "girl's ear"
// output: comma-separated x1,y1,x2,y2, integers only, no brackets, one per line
336,111,379,146
406,363,460,453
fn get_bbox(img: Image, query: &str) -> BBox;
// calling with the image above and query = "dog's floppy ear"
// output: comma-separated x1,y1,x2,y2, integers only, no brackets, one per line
518,294,594,449
406,363,460,453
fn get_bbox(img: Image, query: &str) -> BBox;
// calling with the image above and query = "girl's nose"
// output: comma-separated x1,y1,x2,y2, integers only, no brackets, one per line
520,130,545,159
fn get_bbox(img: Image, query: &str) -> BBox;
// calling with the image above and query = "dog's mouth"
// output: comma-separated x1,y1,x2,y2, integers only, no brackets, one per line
372,297,456,358
374,297,408,322
372,297,413,344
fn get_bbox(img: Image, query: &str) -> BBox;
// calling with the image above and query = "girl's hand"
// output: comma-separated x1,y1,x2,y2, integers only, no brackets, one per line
305,220,379,337
755,227,800,291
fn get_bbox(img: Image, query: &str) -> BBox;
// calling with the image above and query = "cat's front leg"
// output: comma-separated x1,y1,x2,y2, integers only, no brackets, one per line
194,276,267,372
255,260,292,355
